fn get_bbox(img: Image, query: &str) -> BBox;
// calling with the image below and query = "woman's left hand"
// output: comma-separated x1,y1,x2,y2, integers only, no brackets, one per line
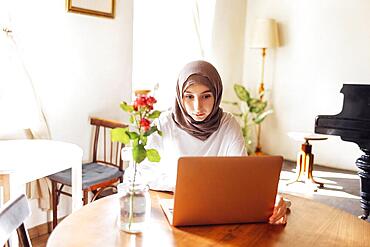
269,195,288,225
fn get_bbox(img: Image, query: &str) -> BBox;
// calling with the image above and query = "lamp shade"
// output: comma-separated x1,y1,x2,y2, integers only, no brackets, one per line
250,18,279,48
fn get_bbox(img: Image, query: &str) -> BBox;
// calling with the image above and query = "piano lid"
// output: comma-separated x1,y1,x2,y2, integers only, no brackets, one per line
315,84,370,149
338,84,370,120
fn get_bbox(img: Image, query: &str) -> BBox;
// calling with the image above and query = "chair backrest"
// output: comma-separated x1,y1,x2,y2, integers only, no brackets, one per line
90,117,128,171
0,194,31,247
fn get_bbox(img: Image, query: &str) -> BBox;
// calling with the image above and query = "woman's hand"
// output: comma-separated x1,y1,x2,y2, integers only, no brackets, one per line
269,195,288,225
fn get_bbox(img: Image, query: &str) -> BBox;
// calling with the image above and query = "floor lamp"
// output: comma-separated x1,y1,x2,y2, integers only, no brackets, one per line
250,18,279,154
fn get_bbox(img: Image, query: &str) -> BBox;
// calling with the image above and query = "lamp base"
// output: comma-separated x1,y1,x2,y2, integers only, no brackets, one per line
254,146,265,156
255,124,264,156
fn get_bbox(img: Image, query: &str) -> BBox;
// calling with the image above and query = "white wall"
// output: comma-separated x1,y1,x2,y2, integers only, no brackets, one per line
6,0,133,227
211,0,247,106
243,0,369,171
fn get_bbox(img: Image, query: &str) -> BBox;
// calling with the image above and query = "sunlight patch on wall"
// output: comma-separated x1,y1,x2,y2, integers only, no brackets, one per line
132,0,216,110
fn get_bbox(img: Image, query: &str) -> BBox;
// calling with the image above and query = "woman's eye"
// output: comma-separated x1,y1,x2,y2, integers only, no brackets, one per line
184,95,194,99
203,94,212,99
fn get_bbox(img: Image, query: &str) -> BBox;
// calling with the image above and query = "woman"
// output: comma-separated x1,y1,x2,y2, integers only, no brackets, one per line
140,60,287,224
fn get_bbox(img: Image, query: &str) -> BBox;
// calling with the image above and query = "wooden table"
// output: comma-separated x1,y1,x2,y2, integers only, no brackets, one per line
0,140,83,211
47,191,370,247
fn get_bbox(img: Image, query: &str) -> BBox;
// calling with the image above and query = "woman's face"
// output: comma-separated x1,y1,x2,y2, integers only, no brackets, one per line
182,83,215,121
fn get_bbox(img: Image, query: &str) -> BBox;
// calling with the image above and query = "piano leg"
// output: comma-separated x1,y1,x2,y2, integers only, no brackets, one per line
356,149,370,220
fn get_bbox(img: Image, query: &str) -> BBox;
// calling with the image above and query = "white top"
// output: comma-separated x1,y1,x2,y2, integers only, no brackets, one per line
137,111,246,191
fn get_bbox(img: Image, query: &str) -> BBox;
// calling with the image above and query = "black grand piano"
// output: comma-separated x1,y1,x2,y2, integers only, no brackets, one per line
315,84,370,220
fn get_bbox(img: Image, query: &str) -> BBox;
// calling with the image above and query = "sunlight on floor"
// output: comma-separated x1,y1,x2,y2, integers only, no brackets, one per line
312,170,359,180
279,170,361,200
280,169,359,180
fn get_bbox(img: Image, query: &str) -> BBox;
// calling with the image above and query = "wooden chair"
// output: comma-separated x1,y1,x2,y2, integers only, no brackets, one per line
0,194,32,247
48,117,127,229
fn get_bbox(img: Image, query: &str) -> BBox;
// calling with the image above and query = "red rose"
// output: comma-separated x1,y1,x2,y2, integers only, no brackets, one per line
135,96,148,107
133,95,157,112
133,101,138,111
146,96,157,106
140,118,151,131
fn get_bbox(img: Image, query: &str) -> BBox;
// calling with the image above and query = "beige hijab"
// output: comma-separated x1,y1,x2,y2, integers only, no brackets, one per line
172,60,223,141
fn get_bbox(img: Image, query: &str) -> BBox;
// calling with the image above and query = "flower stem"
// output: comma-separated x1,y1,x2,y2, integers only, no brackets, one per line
128,109,143,231
128,161,137,231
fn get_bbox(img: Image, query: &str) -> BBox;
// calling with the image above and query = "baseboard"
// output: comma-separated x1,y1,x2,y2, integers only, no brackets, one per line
28,217,66,240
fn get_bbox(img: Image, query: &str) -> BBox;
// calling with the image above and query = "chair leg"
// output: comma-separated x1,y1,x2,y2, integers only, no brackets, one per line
306,153,324,188
17,223,31,247
91,186,118,202
51,181,58,230
286,151,304,185
83,190,88,205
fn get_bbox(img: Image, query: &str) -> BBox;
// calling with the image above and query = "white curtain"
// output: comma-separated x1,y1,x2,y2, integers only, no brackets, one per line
0,3,52,210
0,8,50,139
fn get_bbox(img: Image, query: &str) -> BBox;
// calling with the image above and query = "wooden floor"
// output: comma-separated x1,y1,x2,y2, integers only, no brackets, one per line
30,160,367,246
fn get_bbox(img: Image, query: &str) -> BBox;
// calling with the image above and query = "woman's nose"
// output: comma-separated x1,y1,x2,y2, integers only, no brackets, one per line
193,97,201,111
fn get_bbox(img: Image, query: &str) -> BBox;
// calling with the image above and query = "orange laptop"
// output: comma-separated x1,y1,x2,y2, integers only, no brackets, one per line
160,156,283,226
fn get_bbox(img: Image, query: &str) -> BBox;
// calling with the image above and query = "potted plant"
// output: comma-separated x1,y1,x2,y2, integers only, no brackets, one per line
224,84,273,155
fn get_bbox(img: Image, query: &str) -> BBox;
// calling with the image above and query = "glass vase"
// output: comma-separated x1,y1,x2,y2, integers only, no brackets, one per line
117,158,151,233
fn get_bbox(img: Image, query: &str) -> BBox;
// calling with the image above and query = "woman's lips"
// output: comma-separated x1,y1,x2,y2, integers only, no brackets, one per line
194,113,205,117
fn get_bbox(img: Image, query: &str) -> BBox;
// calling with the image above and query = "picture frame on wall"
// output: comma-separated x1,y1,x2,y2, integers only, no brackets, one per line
66,0,115,18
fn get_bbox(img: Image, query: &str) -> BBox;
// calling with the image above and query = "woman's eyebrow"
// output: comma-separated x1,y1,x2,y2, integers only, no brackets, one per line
184,90,212,94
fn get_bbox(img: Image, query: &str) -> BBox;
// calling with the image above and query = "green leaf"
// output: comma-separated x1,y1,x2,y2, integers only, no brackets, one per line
144,126,158,136
111,128,130,145
146,149,161,162
129,115,135,124
234,84,250,102
147,110,161,119
133,144,146,164
253,109,273,124
248,98,267,113
140,135,147,145
133,138,139,146
120,101,134,113
127,131,139,140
